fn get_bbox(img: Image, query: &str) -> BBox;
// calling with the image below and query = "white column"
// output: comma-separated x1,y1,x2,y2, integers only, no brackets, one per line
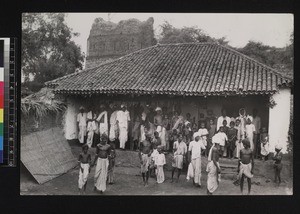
63,97,78,140
268,88,291,153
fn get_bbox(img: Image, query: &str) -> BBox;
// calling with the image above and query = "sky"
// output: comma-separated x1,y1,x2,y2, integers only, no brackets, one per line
65,13,294,56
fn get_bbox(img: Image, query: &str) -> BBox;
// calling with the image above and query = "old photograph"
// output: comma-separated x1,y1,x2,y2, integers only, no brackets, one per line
20,13,293,195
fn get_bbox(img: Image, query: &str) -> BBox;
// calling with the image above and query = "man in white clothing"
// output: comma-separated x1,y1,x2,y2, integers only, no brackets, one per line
77,106,87,144
109,104,119,143
96,104,108,136
116,104,130,149
188,133,206,187
217,108,231,131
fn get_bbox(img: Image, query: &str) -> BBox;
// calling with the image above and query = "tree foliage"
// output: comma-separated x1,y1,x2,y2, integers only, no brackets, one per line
158,22,293,78
22,13,84,91
158,21,229,45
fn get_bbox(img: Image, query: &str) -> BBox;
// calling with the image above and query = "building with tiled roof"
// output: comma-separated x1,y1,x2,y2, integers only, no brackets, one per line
47,43,293,153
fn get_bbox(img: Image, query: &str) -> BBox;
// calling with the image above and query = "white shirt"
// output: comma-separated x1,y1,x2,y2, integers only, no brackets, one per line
198,128,209,141
116,110,130,128
77,113,87,126
214,132,228,146
154,153,166,166
245,124,256,138
173,141,187,156
188,140,206,159
217,116,231,131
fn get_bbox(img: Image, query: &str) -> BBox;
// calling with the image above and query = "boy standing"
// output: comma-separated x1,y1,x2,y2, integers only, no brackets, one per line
227,121,237,159
139,133,153,186
260,127,269,161
273,145,283,186
171,134,187,183
198,122,209,156
238,139,254,195
214,126,228,158
78,144,92,195
154,146,166,183
107,144,116,185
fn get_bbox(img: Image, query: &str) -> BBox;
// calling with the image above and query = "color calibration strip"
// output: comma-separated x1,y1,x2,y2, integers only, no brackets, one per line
0,39,3,163
0,38,17,167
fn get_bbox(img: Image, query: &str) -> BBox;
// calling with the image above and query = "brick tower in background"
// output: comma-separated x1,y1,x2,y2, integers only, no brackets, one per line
86,17,156,69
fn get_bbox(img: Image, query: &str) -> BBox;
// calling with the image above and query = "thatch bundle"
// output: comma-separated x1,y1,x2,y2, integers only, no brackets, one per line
21,87,66,120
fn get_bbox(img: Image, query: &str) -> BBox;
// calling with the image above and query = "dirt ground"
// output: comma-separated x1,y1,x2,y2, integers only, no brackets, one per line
20,143,293,196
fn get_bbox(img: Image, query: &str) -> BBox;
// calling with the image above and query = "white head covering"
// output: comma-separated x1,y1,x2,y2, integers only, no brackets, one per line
121,103,126,108
155,107,162,111
193,132,201,138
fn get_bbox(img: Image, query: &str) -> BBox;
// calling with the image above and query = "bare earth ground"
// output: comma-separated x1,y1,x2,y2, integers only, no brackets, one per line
20,143,293,196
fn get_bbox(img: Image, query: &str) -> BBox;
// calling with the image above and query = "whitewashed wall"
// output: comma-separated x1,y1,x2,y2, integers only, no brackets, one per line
268,88,291,153
64,97,79,140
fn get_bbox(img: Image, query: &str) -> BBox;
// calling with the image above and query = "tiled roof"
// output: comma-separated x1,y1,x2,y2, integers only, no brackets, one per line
46,43,292,96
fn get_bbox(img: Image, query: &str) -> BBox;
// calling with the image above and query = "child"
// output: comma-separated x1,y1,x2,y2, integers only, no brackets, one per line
227,121,237,159
273,145,283,186
214,126,228,158
245,116,256,151
107,144,116,184
198,121,209,156
152,131,162,147
86,118,97,148
132,115,141,151
169,129,178,153
78,144,92,195
150,143,159,178
207,118,217,157
234,119,243,158
260,127,269,161
183,121,192,146
154,146,166,183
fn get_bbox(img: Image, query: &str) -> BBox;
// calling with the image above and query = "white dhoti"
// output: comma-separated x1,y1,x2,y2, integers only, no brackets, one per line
156,165,165,183
191,157,202,185
239,162,253,179
78,125,87,144
235,140,243,158
94,158,109,192
172,154,184,169
109,124,117,141
260,143,269,156
119,126,128,149
141,153,150,173
99,123,108,136
86,131,94,148
206,161,220,193
78,163,89,189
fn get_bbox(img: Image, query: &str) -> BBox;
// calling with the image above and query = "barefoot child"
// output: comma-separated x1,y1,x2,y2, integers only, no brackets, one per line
78,144,92,194
227,121,237,159
198,121,209,156
260,127,269,161
238,139,254,195
155,146,166,183
214,126,228,158
107,145,116,184
273,145,283,186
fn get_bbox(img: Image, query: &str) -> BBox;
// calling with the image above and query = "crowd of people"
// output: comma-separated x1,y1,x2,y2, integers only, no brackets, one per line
75,103,284,195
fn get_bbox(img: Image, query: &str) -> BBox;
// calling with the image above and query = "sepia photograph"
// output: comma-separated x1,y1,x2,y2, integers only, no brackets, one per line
20,13,293,195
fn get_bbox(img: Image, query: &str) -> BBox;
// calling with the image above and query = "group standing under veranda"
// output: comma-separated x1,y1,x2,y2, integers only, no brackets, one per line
76,103,284,195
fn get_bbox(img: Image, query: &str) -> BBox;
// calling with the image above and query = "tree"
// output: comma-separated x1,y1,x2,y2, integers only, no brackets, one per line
238,33,293,78
158,21,229,45
22,13,84,92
